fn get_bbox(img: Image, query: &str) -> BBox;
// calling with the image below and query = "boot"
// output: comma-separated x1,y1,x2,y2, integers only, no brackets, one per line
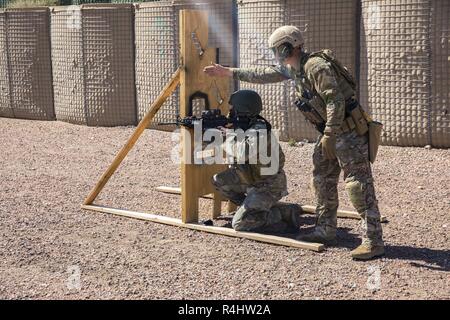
351,240,385,260
297,225,337,245
279,203,302,231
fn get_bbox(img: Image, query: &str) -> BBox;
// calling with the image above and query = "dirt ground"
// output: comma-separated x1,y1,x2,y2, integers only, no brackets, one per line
0,117,449,300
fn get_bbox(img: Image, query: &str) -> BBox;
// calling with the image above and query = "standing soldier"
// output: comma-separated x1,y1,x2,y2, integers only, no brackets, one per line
204,26,385,260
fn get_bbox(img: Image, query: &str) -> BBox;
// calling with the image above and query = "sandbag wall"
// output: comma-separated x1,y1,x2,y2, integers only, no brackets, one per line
50,4,136,126
134,0,236,131
0,7,54,120
360,0,449,147
237,0,358,142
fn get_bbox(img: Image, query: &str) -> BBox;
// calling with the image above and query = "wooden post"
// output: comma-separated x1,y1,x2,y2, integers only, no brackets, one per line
83,68,181,205
179,10,230,222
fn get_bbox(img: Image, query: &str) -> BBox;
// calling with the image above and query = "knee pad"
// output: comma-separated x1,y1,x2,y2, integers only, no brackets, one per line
345,179,366,212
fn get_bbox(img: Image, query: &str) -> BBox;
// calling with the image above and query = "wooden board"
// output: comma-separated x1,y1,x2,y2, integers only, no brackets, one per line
179,10,230,223
155,186,388,222
82,204,324,252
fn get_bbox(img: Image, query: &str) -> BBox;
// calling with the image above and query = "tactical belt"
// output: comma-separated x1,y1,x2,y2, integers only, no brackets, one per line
335,98,368,135
335,116,357,134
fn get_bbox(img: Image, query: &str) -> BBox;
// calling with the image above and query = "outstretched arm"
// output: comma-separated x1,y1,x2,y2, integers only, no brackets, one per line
204,64,288,84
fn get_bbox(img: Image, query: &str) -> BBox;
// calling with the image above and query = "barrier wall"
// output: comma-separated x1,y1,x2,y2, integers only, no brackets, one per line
360,0,432,146
0,10,11,117
0,1,448,147
430,0,450,147
51,4,136,126
237,0,289,140
0,7,54,120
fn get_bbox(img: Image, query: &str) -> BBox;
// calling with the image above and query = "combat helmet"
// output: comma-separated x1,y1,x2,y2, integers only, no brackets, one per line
228,90,262,117
268,26,304,61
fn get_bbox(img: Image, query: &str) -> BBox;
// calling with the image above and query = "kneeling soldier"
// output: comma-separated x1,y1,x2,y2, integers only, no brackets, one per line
212,90,301,233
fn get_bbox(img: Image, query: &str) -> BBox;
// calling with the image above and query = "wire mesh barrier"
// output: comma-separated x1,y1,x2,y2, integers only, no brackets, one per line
237,0,289,141
51,4,136,126
0,0,449,147
360,0,432,146
430,0,450,147
0,7,55,120
0,10,11,117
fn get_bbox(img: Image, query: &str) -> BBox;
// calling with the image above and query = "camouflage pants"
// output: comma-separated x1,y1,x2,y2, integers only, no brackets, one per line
212,168,299,233
313,130,384,245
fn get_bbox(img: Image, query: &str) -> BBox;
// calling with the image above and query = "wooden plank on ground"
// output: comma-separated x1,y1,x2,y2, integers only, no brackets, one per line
81,204,324,252
155,186,388,222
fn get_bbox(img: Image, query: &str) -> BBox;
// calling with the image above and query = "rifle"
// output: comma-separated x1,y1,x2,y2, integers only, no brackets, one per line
158,109,252,132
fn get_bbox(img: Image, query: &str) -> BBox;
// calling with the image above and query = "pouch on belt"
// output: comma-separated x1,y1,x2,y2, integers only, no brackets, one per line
368,121,383,163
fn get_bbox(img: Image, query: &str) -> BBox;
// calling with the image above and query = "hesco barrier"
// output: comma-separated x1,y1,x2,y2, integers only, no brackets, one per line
134,0,236,131
430,0,450,147
360,0,433,146
237,0,289,140
0,10,11,117
238,0,358,142
51,4,136,126
0,7,54,120
134,1,178,132
0,1,448,148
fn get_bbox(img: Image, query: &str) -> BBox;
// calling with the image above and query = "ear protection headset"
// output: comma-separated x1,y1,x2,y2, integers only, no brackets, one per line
274,42,294,61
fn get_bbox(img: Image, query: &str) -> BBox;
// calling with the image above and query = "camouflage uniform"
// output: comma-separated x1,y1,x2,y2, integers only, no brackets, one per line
212,119,301,233
230,51,384,246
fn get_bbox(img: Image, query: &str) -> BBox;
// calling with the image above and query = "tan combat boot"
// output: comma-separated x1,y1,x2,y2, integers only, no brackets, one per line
351,240,385,260
297,226,337,246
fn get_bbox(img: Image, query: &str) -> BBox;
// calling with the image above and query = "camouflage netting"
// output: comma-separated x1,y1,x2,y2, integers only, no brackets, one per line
134,0,236,132
238,0,358,142
0,7,54,120
51,4,136,126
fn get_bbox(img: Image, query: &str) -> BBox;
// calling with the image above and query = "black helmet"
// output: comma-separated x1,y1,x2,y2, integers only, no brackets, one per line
228,90,262,117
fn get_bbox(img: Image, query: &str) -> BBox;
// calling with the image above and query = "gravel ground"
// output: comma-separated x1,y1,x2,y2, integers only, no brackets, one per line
0,117,449,300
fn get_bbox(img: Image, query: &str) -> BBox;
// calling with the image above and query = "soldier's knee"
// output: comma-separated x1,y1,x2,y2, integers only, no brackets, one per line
345,179,366,211
232,207,267,232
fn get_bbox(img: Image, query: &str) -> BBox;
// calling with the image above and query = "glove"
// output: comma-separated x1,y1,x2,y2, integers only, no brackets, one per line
321,132,337,160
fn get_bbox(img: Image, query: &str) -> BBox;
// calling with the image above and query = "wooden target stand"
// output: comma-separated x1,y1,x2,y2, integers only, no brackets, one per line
82,10,380,252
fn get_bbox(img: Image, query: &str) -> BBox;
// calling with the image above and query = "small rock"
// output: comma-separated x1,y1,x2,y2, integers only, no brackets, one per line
417,186,424,190
424,145,432,150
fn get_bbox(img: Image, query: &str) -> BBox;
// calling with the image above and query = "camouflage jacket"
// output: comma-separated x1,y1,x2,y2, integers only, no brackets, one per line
229,118,286,186
231,50,355,130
